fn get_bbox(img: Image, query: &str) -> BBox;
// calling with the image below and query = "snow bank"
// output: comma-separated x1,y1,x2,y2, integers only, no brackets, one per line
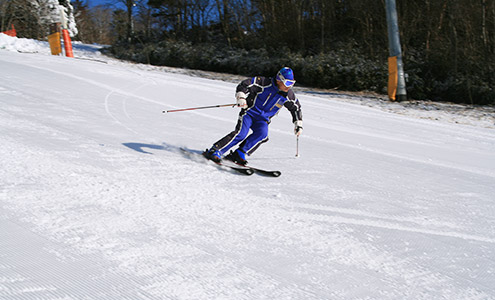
0,33,50,53
0,33,106,59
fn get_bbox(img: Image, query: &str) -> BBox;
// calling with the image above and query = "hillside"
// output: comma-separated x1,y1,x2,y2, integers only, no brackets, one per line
1,35,495,299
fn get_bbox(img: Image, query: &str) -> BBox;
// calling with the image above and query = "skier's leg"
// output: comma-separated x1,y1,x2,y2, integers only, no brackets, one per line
211,114,252,156
238,119,269,155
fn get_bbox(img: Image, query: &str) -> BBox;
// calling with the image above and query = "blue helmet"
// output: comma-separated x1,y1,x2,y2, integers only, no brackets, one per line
276,67,296,87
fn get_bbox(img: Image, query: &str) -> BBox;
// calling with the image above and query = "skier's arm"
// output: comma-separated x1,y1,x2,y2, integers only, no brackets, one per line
284,90,302,123
284,90,303,136
235,78,251,107
235,77,265,108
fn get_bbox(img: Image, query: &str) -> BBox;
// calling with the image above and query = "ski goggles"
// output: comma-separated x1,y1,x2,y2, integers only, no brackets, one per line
276,73,296,87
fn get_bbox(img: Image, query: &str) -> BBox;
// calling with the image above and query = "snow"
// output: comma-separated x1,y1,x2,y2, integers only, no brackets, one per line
1,33,495,299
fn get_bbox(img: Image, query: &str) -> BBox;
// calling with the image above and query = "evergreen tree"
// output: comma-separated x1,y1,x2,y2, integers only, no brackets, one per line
0,0,78,37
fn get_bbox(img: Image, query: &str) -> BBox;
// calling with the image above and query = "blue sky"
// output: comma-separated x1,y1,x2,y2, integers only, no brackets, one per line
86,0,126,9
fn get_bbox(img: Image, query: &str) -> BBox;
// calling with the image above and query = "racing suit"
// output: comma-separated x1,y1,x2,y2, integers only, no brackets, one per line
212,76,302,156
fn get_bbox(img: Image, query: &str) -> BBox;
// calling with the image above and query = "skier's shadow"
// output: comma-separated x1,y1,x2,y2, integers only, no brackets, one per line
123,142,209,168
122,142,177,154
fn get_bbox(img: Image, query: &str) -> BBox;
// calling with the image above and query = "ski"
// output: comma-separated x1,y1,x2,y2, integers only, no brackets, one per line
230,162,281,177
224,155,281,177
180,148,254,175
181,148,280,177
217,161,255,176
247,166,281,177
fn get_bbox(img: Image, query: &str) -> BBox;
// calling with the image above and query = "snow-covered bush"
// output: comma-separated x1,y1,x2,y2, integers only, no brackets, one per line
109,40,387,92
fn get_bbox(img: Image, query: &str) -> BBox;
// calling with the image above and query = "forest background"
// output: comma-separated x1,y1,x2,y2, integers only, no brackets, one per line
1,0,494,105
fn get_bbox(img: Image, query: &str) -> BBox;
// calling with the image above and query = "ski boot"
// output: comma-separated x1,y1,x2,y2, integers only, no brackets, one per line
203,148,222,163
226,149,248,166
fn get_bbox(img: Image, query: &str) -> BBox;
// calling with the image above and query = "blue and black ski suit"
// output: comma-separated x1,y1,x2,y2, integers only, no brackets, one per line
212,76,302,156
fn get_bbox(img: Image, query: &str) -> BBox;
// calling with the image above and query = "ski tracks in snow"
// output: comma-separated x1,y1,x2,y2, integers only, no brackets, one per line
299,94,495,180
0,215,160,300
275,200,495,244
250,192,495,297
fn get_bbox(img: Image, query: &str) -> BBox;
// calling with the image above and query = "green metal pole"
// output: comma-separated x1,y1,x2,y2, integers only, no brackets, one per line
385,0,407,101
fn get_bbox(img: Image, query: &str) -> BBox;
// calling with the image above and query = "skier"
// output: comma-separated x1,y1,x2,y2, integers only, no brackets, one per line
204,67,303,165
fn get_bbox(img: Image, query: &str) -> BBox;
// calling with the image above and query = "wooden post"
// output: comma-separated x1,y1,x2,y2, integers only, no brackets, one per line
48,23,62,55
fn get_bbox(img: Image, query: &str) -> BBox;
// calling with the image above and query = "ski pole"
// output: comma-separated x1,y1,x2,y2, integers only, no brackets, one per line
163,103,237,113
295,136,300,157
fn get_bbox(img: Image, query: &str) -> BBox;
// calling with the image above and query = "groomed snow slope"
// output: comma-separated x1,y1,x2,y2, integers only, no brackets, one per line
1,35,495,300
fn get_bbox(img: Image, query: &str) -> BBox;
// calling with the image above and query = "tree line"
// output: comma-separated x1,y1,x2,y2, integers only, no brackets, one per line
1,0,494,104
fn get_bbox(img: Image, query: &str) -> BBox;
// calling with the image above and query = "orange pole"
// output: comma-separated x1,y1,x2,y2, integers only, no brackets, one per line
388,56,398,101
62,29,74,58
1,24,16,37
